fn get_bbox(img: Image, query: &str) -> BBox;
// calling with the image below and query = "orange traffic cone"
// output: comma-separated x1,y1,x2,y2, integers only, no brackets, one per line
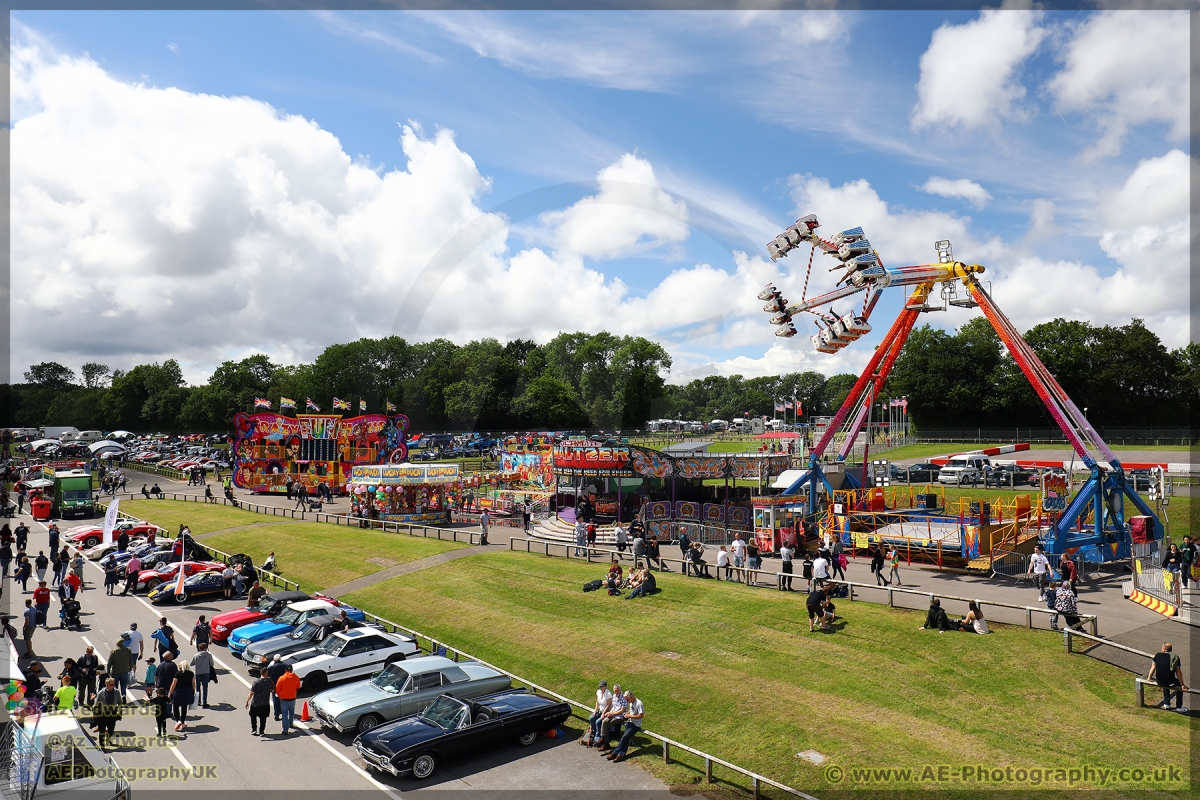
301,701,311,722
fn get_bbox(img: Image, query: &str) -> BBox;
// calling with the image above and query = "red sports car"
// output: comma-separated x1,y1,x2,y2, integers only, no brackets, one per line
135,560,226,592
66,520,164,549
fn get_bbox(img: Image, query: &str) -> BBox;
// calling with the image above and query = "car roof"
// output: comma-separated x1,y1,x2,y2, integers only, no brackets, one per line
395,655,459,672
267,590,309,602
305,614,341,626
289,599,336,612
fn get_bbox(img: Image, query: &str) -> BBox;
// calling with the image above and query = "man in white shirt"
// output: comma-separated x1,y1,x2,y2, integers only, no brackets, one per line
1029,545,1051,601
124,622,144,661
730,534,747,583
585,680,612,747
607,690,644,763
597,684,627,751
615,525,628,558
479,509,490,546
812,554,830,588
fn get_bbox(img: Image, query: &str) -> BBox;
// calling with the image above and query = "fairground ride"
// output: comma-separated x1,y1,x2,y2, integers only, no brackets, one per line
758,215,1162,562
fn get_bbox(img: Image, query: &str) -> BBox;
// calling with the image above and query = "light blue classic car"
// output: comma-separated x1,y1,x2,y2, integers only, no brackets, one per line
309,655,511,735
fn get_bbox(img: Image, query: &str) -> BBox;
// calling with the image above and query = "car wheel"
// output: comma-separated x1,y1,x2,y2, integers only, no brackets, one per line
174,592,188,604
356,714,383,734
145,579,160,591
411,753,437,780
384,653,405,665
84,536,99,548
517,731,538,747
304,671,327,692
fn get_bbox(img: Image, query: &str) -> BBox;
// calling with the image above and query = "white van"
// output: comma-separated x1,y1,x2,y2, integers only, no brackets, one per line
937,455,992,485
13,712,131,799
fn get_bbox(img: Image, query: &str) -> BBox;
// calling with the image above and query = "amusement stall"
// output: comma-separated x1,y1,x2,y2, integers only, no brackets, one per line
231,411,409,494
464,449,556,521
347,463,461,525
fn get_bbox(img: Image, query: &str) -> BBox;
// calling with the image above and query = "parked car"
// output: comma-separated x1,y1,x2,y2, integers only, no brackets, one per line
147,569,227,604
354,690,572,779
83,537,147,560
243,613,370,666
937,455,992,486
310,656,512,735
136,560,226,592
211,590,310,643
988,464,1039,487
229,600,366,656
66,520,163,549
287,628,420,691
1128,468,1155,492
900,463,940,483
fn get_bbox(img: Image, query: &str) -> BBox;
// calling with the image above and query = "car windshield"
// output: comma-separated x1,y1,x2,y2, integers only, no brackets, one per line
946,459,968,467
371,665,410,694
420,696,468,730
291,621,321,640
253,597,280,614
319,636,346,656
62,490,91,501
273,608,303,626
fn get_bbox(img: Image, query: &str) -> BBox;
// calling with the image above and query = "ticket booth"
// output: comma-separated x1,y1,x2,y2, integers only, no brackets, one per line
753,496,807,555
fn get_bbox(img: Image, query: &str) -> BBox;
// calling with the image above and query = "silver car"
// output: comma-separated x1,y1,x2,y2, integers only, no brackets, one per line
309,655,511,735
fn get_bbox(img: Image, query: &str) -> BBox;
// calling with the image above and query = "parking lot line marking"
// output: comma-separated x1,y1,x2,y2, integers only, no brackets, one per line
168,737,193,772
72,555,399,799
81,636,106,665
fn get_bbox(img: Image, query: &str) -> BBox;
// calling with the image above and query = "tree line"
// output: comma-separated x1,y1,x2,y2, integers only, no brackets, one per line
3,317,1191,435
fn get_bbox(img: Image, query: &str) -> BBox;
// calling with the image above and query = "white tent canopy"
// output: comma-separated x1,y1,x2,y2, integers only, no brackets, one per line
770,469,807,490
29,439,61,452
108,430,136,440
89,440,127,454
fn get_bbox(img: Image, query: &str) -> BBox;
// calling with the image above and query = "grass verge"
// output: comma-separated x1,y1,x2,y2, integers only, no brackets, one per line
343,552,1190,797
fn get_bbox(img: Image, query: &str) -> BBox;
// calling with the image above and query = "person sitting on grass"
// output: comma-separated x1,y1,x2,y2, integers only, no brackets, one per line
625,565,656,600
807,586,834,632
606,560,623,595
959,601,990,634
919,598,955,633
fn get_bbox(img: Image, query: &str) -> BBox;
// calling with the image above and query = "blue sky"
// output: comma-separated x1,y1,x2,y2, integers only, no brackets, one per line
11,9,1190,384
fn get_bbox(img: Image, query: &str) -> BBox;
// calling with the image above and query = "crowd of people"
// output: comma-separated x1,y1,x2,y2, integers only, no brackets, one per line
582,680,645,763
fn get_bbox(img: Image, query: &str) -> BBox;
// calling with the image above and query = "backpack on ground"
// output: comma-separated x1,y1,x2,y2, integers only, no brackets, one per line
583,579,603,592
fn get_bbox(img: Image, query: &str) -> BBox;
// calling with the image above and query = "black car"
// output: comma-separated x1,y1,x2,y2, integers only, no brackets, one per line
242,613,369,665
902,463,941,483
1128,469,1155,492
355,689,572,780
988,464,1038,487
147,570,225,604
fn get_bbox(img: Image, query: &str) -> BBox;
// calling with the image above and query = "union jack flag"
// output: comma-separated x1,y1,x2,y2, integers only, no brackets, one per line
253,398,271,410
306,398,320,411
386,400,397,412
333,398,351,411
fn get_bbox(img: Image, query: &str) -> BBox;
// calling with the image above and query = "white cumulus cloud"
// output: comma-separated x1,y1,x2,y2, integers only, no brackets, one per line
912,10,1046,131
920,177,992,208
1047,10,1189,161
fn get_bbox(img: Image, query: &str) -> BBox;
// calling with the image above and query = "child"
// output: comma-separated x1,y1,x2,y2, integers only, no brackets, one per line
144,658,157,694
802,552,814,592
151,688,170,737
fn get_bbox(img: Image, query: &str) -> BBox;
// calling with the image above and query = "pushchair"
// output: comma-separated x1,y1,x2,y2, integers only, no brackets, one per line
0,503,15,518
59,599,82,629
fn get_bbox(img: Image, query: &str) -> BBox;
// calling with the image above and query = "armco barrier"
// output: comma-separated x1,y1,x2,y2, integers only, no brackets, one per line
507,536,1099,636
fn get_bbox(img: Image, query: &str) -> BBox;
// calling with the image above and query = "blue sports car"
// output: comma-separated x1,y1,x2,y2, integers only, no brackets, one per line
229,599,366,656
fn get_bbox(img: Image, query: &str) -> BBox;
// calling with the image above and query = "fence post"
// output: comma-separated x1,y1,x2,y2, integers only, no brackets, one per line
887,588,894,607
1064,629,1072,654
1025,607,1032,628
1135,679,1145,707
848,584,854,602
753,776,760,800
705,756,712,783
662,740,669,764
1090,616,1098,636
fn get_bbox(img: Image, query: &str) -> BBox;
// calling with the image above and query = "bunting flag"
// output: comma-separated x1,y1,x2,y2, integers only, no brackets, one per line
359,399,367,412
385,400,397,413
253,397,271,410
306,398,320,411
332,398,351,411
279,397,296,410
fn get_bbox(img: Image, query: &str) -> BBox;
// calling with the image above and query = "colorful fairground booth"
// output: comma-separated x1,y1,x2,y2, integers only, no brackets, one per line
231,411,409,494
551,440,791,541
464,449,556,521
347,463,461,524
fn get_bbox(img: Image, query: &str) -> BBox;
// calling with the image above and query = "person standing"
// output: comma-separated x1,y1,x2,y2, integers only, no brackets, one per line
77,645,100,706
1181,536,1197,590
15,523,27,553
887,545,903,586
1148,642,1189,714
246,667,273,736
168,662,196,732
1,540,14,580
125,622,144,662
745,538,760,585
573,519,587,557
190,643,215,709
46,523,58,556
116,530,129,553
190,615,211,648
870,544,886,586
614,524,628,558
121,554,141,596
222,563,236,599
606,690,643,763
1059,552,1077,592
729,533,746,583
1053,581,1082,630
107,635,136,702
1029,544,1051,600
479,509,490,546
522,498,532,533
779,541,794,591
103,560,120,595
21,599,37,657
275,664,301,735
92,678,123,751
266,654,287,721
15,557,32,592
812,551,830,589
34,551,48,584
32,581,50,629
1163,544,1185,589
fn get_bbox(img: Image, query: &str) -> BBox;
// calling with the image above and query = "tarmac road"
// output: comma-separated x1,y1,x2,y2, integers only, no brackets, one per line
3,508,668,797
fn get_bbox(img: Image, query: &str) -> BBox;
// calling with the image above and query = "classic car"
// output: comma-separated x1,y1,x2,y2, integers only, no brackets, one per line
311,655,511,735
66,520,163,549
147,569,227,604
286,628,419,691
135,560,226,592
900,463,941,483
243,613,369,666
229,600,366,656
355,690,572,779
211,590,310,643
83,537,148,560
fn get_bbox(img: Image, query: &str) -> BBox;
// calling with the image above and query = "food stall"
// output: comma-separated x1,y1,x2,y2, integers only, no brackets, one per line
348,463,461,524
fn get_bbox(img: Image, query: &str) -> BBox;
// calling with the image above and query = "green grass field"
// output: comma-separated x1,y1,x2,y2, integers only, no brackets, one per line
344,553,1190,796
113,499,466,591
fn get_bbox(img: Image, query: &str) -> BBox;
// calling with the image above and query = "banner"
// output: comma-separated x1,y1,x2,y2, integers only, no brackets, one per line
102,498,120,545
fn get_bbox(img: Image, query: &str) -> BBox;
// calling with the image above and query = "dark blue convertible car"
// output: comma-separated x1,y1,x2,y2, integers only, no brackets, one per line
354,689,571,779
